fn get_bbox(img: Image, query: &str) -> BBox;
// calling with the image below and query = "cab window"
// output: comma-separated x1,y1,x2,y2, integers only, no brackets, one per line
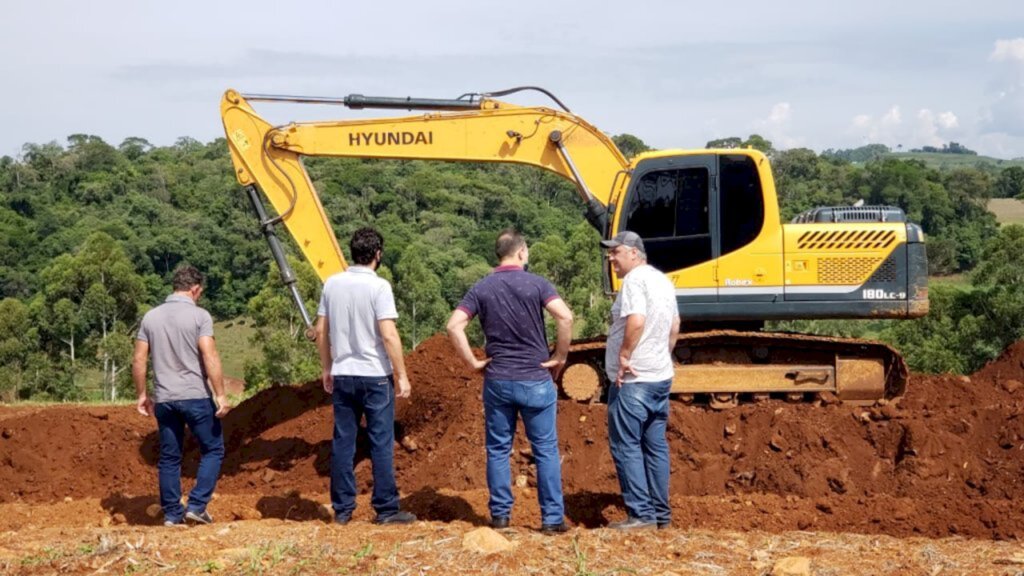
623,167,712,272
719,155,764,255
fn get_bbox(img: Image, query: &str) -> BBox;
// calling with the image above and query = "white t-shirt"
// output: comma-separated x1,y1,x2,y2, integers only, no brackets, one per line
605,264,678,383
317,266,399,377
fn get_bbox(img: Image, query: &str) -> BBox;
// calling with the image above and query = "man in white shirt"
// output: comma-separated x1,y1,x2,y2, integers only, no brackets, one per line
316,227,416,526
602,231,680,531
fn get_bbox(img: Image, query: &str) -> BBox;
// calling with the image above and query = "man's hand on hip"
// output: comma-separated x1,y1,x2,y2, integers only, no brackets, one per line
541,355,567,380
395,375,411,399
136,394,153,417
215,394,232,418
615,355,634,388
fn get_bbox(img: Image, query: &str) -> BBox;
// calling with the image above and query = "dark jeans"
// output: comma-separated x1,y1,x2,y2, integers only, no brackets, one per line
607,379,672,525
155,398,225,523
330,375,400,520
483,378,564,526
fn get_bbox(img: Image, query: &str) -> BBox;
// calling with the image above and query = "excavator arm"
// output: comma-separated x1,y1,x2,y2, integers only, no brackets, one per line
220,89,629,289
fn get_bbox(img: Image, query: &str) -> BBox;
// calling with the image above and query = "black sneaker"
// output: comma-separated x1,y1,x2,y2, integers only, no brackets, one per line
374,510,417,525
657,521,671,530
185,510,213,525
540,522,569,535
608,517,656,531
335,514,352,526
490,517,510,529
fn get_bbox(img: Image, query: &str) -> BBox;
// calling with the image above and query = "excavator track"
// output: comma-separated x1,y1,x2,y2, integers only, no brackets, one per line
557,330,907,408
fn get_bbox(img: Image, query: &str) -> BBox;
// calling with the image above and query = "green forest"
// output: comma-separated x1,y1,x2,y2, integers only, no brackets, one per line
2,133,1024,401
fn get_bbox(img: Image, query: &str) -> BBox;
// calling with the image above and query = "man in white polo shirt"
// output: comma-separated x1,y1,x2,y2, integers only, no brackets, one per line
316,227,416,526
601,231,681,531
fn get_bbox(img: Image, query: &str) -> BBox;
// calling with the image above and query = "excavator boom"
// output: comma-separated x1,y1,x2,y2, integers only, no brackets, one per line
221,89,626,284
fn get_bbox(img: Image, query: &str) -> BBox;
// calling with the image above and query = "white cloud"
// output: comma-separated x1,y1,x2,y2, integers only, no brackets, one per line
981,38,1024,137
881,105,902,127
753,102,803,149
990,38,1024,62
973,133,1024,159
936,111,959,130
847,105,960,148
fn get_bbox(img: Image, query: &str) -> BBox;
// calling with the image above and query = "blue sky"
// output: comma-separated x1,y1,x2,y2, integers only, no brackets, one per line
3,0,1024,158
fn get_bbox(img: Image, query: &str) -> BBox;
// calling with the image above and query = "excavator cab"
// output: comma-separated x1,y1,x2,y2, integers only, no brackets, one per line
611,149,927,323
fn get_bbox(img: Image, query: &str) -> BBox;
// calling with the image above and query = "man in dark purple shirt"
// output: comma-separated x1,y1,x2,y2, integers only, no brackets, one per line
447,228,573,534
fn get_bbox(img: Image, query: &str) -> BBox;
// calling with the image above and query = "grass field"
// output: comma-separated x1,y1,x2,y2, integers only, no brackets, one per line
929,274,971,291
888,152,1024,170
214,318,261,380
988,198,1024,225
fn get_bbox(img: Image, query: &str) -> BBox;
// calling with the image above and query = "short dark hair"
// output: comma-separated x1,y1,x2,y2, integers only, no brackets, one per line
172,265,205,291
495,228,526,260
350,227,384,265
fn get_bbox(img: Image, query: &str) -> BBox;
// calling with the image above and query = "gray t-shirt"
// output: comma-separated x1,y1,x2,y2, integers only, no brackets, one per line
605,264,678,383
317,266,399,377
137,294,215,403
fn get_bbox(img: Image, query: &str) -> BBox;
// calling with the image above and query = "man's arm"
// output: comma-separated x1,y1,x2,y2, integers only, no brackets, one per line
616,314,646,386
669,314,681,353
316,315,333,394
132,340,152,416
446,309,490,372
379,319,411,398
540,298,573,380
198,336,230,418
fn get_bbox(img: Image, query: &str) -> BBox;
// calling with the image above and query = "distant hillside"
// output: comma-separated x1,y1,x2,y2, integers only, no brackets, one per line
886,152,1024,170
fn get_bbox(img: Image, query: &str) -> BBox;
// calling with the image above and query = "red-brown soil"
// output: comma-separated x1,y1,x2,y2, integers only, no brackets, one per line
3,335,1024,540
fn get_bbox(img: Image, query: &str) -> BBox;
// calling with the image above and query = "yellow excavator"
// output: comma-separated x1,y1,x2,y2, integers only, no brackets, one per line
220,86,928,408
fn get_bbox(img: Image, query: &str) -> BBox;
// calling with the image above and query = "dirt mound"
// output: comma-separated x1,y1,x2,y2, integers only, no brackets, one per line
4,333,1024,538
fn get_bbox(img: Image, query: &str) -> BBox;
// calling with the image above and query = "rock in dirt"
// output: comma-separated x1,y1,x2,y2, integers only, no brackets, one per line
772,556,811,576
462,527,516,554
769,433,787,452
146,504,162,518
401,436,419,452
231,509,262,521
818,391,840,406
1002,379,1023,393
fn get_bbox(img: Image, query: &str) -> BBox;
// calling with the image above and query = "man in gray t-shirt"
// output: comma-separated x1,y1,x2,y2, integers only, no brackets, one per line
133,265,230,527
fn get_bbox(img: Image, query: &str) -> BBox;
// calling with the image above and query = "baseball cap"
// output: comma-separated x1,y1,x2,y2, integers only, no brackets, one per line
600,231,645,253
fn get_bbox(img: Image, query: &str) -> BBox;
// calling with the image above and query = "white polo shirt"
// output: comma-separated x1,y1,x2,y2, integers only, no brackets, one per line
317,266,399,377
605,264,678,383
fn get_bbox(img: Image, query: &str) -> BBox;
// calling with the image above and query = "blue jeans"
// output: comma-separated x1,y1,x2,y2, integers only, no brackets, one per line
607,379,672,525
484,378,564,526
155,398,225,523
331,375,400,520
